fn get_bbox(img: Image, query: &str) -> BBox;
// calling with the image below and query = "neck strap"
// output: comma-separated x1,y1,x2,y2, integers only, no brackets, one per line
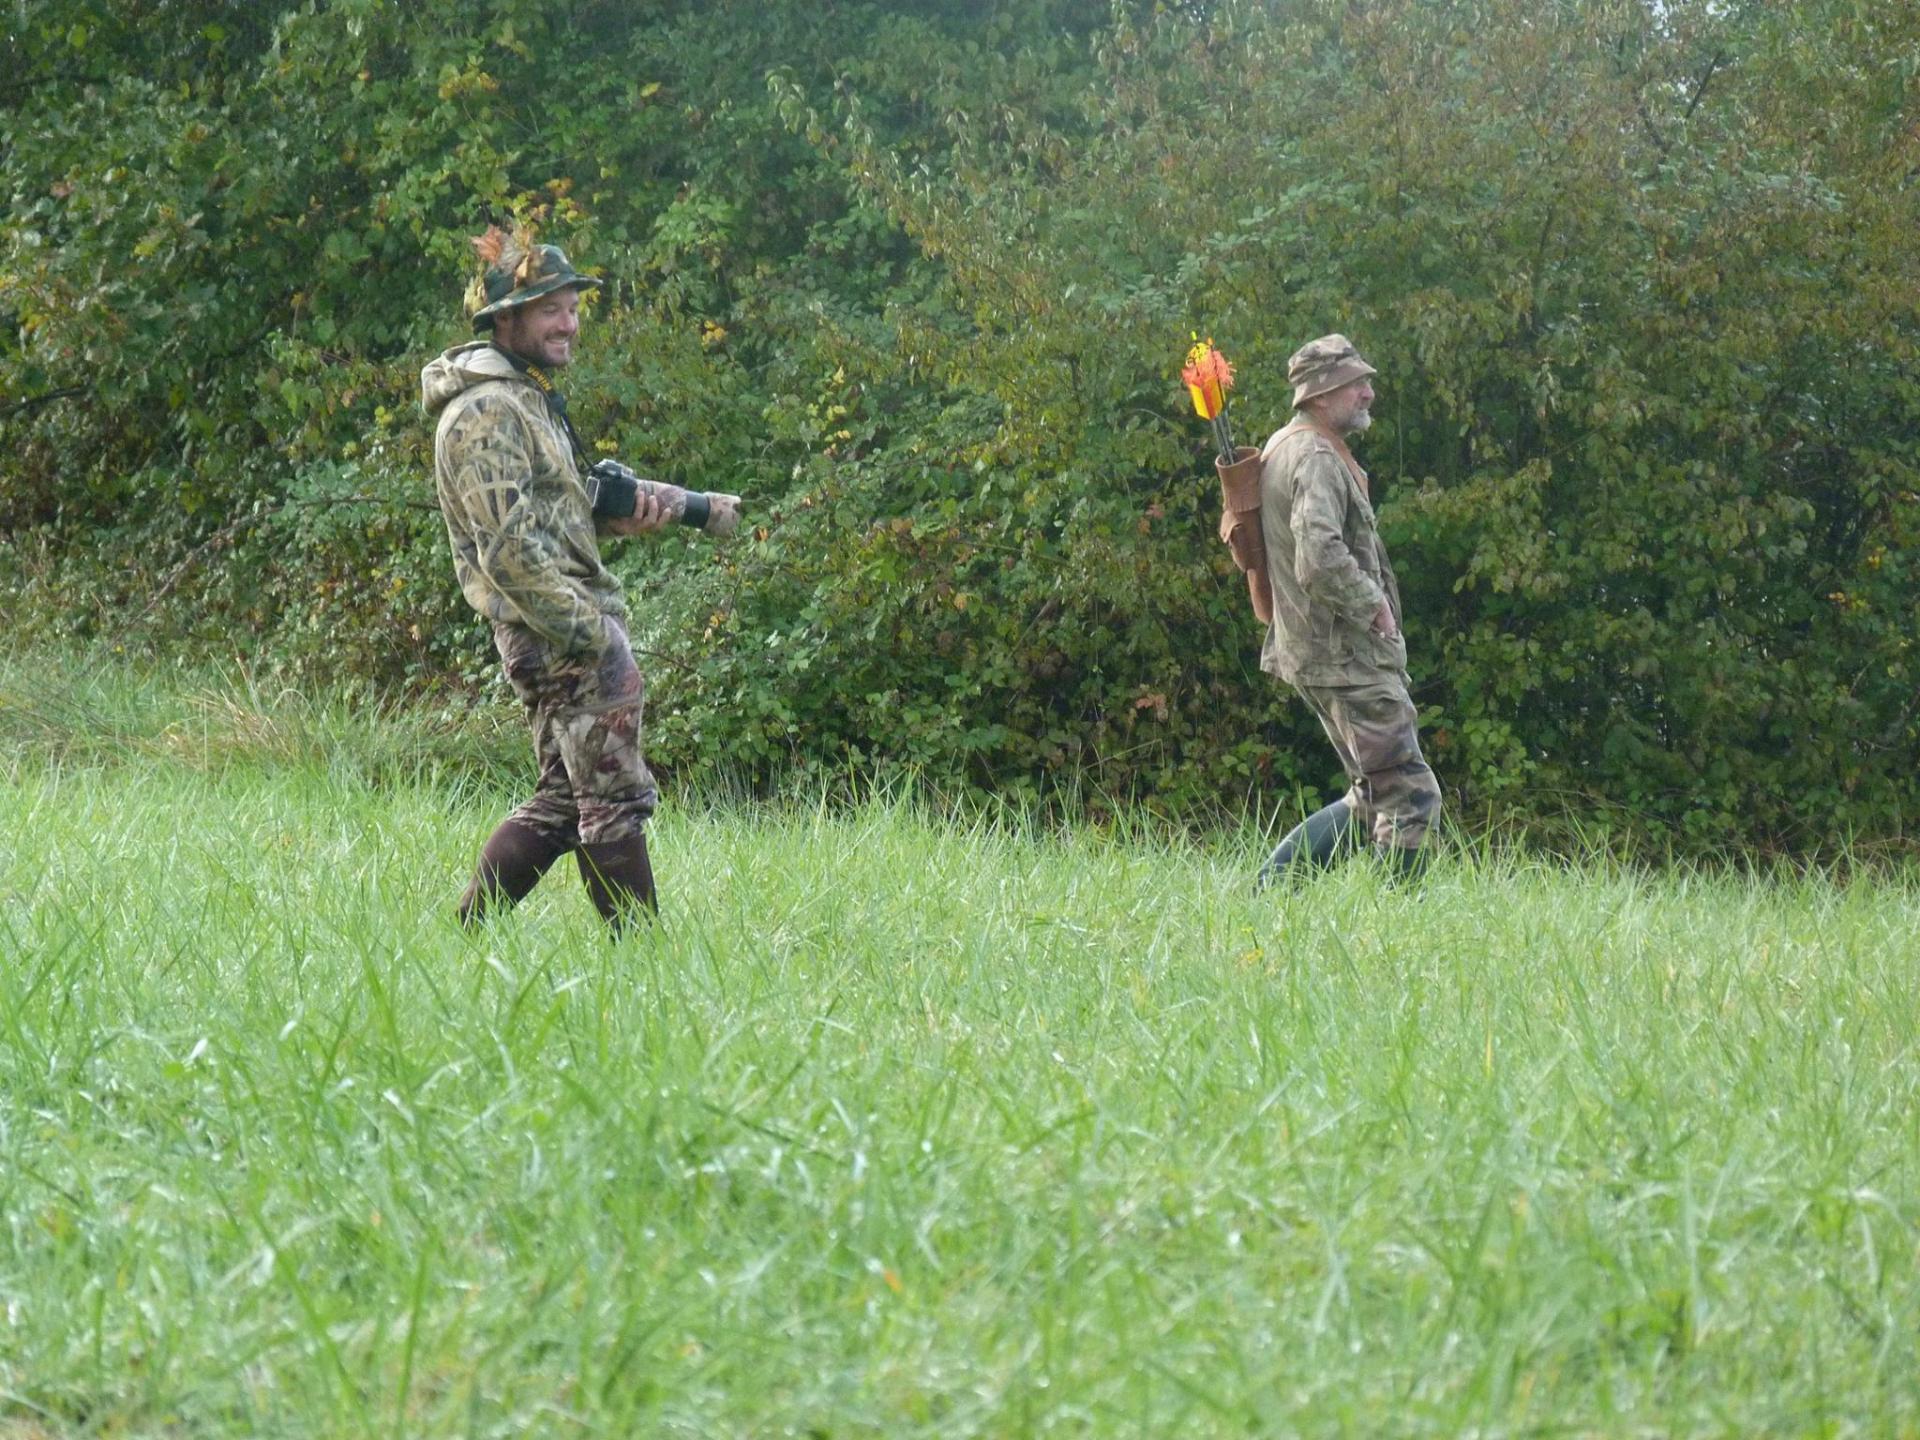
491,343,588,467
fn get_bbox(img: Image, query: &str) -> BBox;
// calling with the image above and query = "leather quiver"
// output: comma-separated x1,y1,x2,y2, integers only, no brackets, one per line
1216,445,1273,624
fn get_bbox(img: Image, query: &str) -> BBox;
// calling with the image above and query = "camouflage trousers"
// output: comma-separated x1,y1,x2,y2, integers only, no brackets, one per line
1294,673,1441,850
494,618,659,848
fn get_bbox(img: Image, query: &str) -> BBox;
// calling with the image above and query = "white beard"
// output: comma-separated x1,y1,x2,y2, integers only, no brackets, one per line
1346,408,1373,434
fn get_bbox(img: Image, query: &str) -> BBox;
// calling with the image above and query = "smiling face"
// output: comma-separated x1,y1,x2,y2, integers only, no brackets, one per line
491,286,582,369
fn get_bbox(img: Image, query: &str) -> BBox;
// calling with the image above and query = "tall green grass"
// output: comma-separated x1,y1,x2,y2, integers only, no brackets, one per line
3,651,1917,1436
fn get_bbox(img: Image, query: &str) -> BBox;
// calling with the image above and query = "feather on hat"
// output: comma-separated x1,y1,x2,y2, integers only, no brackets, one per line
464,224,600,332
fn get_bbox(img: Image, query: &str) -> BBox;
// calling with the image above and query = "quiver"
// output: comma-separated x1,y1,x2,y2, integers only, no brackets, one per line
1216,445,1273,624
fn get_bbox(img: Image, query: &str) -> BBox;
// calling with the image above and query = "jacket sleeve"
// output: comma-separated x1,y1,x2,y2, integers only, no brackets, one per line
1290,448,1387,624
440,393,609,655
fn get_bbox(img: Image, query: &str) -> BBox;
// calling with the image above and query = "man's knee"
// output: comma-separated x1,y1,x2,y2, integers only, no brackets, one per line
576,785,656,848
506,795,581,849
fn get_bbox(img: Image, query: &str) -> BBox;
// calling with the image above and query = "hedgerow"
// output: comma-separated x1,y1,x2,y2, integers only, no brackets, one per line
4,0,1915,854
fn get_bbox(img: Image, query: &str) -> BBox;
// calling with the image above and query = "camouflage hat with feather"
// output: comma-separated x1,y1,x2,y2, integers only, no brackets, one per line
466,225,602,333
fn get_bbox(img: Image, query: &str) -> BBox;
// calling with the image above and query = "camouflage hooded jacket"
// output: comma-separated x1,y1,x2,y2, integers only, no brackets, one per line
1257,420,1407,688
421,342,625,657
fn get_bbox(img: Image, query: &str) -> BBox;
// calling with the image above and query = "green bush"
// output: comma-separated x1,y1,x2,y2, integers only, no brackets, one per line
4,0,1915,855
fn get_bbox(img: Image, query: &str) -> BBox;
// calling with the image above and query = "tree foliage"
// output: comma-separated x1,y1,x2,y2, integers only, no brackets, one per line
3,0,1916,854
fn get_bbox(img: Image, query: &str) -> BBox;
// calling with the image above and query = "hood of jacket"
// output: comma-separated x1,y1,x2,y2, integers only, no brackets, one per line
420,341,530,418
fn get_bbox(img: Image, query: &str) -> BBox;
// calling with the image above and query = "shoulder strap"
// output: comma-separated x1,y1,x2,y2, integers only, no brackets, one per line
1294,416,1369,501
1261,420,1304,463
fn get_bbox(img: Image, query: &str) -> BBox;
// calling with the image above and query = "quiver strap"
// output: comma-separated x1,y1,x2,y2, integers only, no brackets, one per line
1216,445,1273,624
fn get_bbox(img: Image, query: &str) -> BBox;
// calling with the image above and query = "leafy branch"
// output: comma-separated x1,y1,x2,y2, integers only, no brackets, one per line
0,387,87,425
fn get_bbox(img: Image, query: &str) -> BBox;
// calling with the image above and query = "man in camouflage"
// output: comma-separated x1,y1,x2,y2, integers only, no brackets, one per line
1255,334,1441,884
421,229,741,932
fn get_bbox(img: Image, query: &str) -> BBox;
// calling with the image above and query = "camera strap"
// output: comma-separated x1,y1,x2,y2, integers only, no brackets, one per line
491,343,591,468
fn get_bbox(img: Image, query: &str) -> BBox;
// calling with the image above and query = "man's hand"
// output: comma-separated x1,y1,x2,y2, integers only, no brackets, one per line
1371,601,1400,640
704,493,743,538
603,492,671,536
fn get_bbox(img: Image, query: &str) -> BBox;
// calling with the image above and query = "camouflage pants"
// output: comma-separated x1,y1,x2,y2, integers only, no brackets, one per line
1295,674,1441,850
494,618,658,848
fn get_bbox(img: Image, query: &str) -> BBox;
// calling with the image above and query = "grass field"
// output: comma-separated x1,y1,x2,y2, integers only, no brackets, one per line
3,656,1918,1437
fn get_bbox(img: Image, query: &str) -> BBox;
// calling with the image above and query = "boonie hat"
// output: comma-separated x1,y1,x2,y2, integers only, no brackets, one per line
469,234,602,333
1288,334,1376,407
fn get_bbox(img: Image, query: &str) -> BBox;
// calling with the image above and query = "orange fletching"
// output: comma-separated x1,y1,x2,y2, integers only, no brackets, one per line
1181,341,1234,421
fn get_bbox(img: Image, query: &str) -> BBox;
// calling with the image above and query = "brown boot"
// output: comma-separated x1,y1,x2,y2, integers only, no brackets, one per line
458,819,570,927
576,833,658,935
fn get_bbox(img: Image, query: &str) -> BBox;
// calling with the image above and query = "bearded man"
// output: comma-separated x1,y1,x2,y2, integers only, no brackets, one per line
1255,334,1441,885
421,228,741,932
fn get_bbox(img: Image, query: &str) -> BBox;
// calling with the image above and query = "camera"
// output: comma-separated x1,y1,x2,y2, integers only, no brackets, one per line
586,458,710,530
